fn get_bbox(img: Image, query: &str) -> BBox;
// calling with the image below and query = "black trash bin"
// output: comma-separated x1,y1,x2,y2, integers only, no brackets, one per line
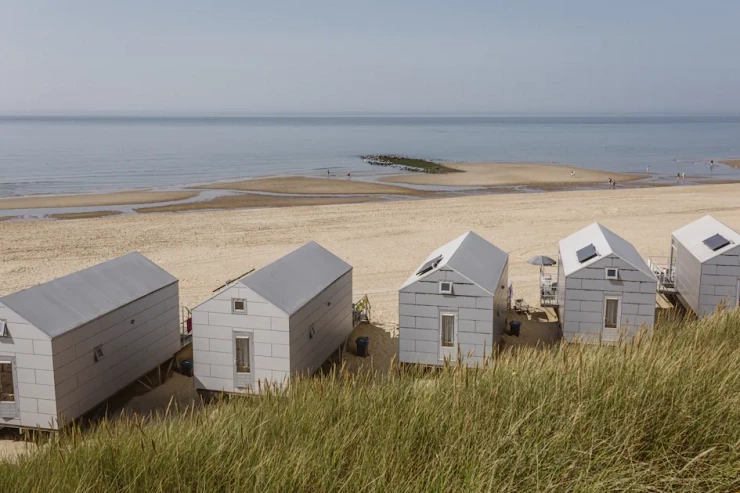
180,358,194,377
355,337,370,357
509,321,521,337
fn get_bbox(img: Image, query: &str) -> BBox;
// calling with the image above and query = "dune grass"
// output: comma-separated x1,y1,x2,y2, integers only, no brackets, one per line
2,310,740,492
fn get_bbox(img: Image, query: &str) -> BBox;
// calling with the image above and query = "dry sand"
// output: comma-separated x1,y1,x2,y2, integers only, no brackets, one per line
2,183,740,459
0,190,199,210
381,162,646,187
720,159,740,169
199,176,430,196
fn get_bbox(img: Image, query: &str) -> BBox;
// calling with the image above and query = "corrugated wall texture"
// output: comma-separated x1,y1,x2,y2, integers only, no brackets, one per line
0,302,57,429
399,267,497,367
289,271,353,377
192,285,290,394
562,255,656,344
673,238,702,315
698,245,740,317
53,283,180,425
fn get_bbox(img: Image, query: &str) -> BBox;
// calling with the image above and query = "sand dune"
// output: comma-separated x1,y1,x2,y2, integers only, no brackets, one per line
0,191,199,210
381,162,646,187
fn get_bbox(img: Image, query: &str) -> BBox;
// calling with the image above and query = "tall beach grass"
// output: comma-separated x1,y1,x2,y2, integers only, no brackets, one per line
1,309,739,492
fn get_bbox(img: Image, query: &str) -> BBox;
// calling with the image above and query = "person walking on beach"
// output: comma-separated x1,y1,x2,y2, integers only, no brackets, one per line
608,177,612,186
327,169,330,179
676,173,680,184
347,170,351,180
646,166,650,173
681,172,686,182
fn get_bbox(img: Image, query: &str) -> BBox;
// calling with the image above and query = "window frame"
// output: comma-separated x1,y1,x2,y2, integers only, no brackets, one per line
235,335,251,374
93,345,104,362
0,360,16,404
603,296,621,330
605,267,619,280
439,312,457,360
439,281,454,295
232,298,247,314
0,320,7,338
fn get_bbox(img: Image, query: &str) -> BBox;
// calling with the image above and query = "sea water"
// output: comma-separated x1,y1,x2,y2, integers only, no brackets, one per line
1,114,739,197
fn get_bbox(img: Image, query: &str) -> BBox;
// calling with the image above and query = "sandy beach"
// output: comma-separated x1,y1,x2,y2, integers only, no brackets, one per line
381,162,646,187
721,159,740,169
2,182,740,459
199,176,430,196
0,190,199,210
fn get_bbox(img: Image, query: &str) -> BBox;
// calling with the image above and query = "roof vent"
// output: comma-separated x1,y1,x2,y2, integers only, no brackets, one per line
703,234,730,251
417,255,443,276
576,244,598,263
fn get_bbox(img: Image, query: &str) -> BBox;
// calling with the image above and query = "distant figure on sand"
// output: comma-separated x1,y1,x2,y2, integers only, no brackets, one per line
681,172,686,182
676,173,680,183
646,166,650,173
347,171,351,180
327,169,330,179
608,177,612,186
571,170,576,177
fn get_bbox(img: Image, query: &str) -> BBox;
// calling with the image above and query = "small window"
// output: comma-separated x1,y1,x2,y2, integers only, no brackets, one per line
232,299,246,313
93,345,104,362
604,298,620,329
0,362,14,403
441,314,455,347
308,324,316,339
439,281,453,295
235,337,250,373
605,268,619,280
0,320,7,338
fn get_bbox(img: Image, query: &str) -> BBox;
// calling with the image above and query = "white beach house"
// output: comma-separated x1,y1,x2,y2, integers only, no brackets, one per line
192,241,353,394
398,231,509,367
669,215,740,317
557,223,657,343
0,253,180,430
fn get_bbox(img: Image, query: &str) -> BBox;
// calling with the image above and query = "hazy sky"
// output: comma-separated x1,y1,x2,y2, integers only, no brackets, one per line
1,0,739,114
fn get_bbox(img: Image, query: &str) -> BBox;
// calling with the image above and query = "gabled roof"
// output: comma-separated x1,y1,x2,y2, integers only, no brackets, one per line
0,253,177,338
239,242,352,316
559,223,655,279
400,231,508,295
672,215,740,263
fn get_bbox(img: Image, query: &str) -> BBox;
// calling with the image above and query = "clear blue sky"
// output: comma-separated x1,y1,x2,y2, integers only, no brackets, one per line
1,0,739,114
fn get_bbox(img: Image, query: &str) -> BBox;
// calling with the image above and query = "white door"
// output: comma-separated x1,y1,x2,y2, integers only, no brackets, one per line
439,312,458,361
602,296,621,342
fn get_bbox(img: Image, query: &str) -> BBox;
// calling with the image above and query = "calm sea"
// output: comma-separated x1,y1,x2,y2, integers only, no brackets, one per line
1,115,739,197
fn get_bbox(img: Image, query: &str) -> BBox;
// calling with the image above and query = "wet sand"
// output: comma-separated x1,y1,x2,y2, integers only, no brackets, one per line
136,193,378,213
381,163,646,187
199,176,430,196
49,211,124,220
720,159,740,169
0,191,200,210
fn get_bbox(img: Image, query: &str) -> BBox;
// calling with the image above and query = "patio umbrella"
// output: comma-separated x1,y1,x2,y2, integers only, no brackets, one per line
527,255,556,266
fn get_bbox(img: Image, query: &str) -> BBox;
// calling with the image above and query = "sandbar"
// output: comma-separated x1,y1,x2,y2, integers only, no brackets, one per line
136,193,377,214
198,176,430,196
0,191,200,210
720,159,740,169
381,163,646,187
50,210,124,220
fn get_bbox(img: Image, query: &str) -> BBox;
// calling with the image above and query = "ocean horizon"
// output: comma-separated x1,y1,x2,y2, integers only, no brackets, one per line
1,114,739,197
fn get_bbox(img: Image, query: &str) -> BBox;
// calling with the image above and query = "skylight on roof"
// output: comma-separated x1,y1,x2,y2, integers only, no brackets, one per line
703,234,730,251
416,255,443,276
576,244,598,263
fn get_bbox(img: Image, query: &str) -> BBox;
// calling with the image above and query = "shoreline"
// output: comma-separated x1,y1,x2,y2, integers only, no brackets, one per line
380,162,647,187
720,159,740,169
2,162,739,220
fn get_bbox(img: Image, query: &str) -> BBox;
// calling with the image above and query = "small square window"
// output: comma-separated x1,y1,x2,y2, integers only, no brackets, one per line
0,320,7,338
605,268,619,280
439,282,453,295
93,345,104,362
232,299,246,313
